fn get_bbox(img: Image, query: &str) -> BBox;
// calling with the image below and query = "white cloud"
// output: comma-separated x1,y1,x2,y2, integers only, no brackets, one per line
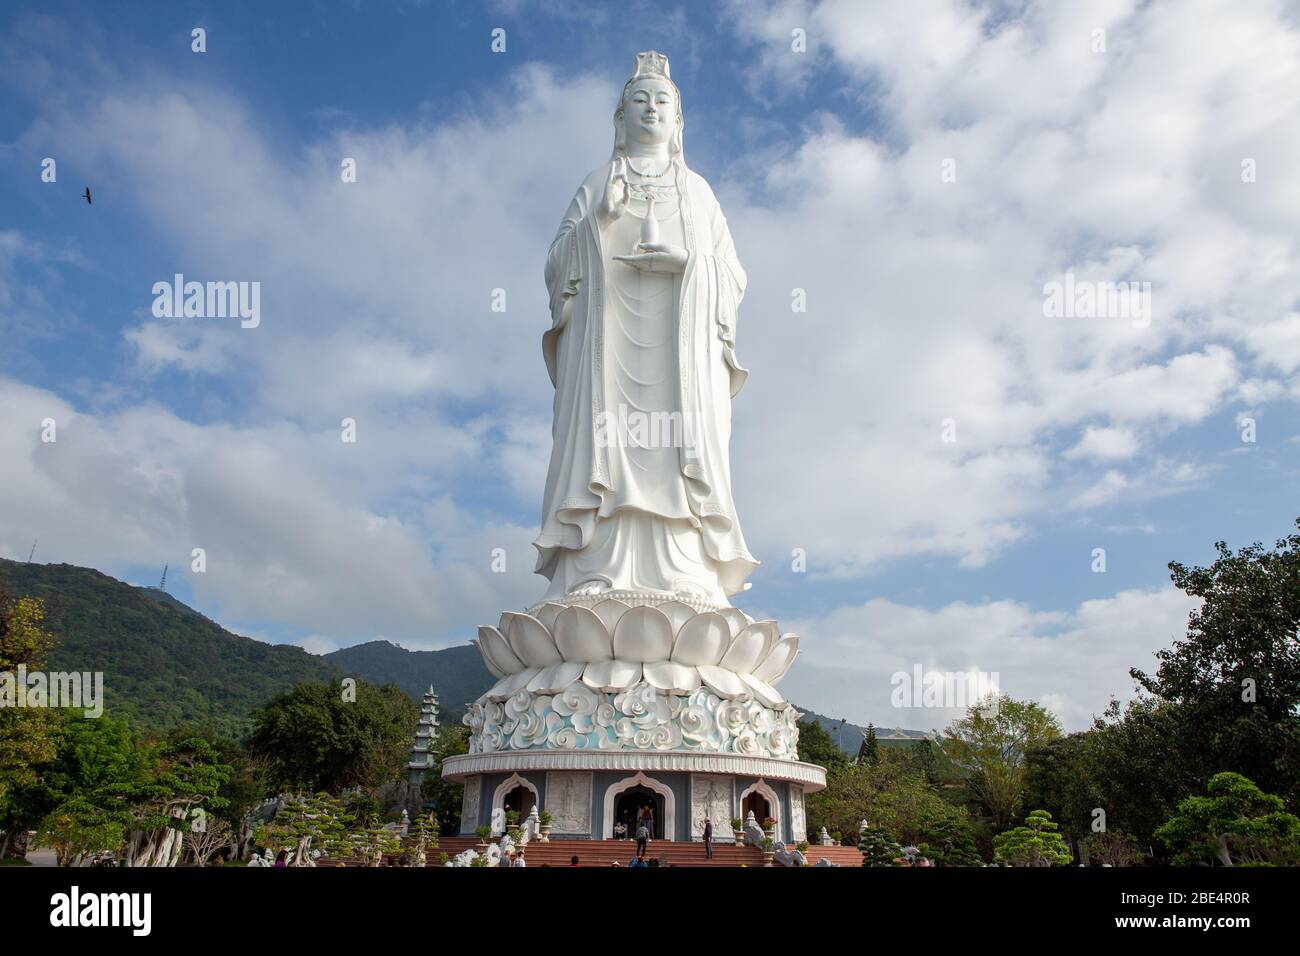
781,585,1199,732
3,1,1297,669
1066,426,1139,462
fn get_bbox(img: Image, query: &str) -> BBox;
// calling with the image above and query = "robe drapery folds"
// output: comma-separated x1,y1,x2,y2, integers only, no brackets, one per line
535,160,758,600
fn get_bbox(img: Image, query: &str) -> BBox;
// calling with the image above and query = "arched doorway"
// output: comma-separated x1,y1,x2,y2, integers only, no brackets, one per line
613,785,664,840
738,779,781,836
490,773,539,835
602,771,675,839
502,784,536,818
741,790,771,825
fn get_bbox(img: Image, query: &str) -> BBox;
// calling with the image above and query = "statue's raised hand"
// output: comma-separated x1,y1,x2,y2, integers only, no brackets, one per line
613,241,688,274
599,157,630,225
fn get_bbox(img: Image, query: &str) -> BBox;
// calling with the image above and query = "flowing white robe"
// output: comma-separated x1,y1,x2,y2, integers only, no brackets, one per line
534,159,758,604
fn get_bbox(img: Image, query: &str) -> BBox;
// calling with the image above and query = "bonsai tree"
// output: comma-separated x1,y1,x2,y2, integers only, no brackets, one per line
993,810,1072,867
918,817,983,867
538,810,552,826
1081,830,1142,867
475,825,492,845
730,817,743,833
352,823,401,867
403,813,440,866
1155,772,1300,866
253,792,349,866
858,823,903,867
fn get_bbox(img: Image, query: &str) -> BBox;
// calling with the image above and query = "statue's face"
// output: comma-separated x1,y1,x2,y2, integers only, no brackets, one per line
621,77,679,147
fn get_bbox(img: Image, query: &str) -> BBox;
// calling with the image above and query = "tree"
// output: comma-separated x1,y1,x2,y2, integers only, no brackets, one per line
796,719,847,772
254,792,351,865
1133,521,1300,807
807,748,973,848
860,723,880,765
993,809,1072,867
249,680,418,793
420,725,470,835
1024,732,1102,843
1155,772,1300,867
121,732,232,867
0,593,61,857
942,694,1062,829
1081,830,1142,867
29,714,142,866
183,815,232,866
918,816,983,866
858,822,902,866
403,811,440,866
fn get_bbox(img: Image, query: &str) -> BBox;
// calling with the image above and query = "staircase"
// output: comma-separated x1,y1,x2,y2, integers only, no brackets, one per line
427,836,865,867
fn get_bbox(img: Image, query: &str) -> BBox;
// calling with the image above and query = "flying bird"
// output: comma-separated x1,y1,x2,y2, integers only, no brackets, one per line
83,187,92,205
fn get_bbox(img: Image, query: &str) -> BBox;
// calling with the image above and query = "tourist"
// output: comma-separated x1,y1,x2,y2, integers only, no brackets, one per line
569,855,580,866
645,807,655,839
635,821,650,860
503,850,515,868
274,850,288,868
703,817,713,859
514,848,527,868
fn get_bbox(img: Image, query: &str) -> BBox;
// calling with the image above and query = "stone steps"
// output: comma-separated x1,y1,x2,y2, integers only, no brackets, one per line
430,836,864,867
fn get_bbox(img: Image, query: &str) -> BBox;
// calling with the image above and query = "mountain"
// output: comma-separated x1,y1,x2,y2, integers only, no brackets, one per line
0,558,929,749
797,710,935,755
324,640,488,720
0,559,342,740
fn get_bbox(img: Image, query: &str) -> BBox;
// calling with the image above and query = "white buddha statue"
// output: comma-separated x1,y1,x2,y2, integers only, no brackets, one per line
534,51,757,608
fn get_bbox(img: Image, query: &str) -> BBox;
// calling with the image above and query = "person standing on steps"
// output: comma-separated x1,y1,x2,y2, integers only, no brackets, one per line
703,817,713,859
636,821,650,860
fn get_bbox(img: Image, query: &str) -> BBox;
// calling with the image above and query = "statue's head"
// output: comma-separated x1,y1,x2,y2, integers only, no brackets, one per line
613,50,683,159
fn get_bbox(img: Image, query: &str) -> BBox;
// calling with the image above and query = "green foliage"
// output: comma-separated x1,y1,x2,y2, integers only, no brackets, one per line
0,560,343,739
254,792,350,864
1024,732,1102,842
21,717,232,865
861,723,880,765
323,640,492,721
538,809,552,826
993,810,1073,867
941,694,1062,829
809,749,974,851
420,725,470,835
475,825,492,843
1081,829,1142,867
1028,520,1300,850
1132,521,1300,808
1155,772,1300,867
918,816,983,866
858,823,902,867
248,679,418,792
796,718,847,771
0,594,61,805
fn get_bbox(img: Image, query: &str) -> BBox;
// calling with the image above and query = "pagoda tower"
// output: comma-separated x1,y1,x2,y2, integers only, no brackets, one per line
407,686,440,787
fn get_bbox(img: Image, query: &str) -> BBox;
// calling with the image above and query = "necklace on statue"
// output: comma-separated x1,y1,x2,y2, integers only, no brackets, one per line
627,156,670,179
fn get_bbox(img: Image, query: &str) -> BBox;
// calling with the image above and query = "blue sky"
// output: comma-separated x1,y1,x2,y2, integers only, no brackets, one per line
2,0,1298,730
